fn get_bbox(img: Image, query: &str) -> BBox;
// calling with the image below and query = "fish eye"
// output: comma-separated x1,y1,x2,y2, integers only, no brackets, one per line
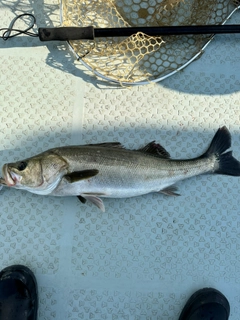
17,161,28,171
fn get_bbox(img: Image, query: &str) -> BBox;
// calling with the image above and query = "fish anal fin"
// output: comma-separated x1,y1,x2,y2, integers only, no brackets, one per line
64,169,99,183
138,141,170,159
159,186,180,196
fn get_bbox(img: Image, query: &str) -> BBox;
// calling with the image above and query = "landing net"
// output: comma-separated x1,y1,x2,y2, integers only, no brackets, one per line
61,0,238,84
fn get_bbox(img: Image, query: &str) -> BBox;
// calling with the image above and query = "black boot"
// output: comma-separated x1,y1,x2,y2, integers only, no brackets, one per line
178,287,230,320
0,265,38,320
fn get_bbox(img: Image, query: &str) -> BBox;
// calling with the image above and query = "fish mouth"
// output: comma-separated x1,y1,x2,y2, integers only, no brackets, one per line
2,165,21,187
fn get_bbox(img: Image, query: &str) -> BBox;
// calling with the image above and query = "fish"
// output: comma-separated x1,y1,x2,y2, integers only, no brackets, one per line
0,126,240,211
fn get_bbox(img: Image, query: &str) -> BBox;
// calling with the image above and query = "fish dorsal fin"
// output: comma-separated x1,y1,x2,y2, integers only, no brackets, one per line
138,141,170,159
64,169,99,183
86,142,123,148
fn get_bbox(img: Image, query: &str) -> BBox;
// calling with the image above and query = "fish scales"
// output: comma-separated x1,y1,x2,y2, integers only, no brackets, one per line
16,150,215,198
52,146,215,198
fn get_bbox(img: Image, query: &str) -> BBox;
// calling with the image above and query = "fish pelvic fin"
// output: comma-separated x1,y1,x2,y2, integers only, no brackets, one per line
81,194,105,212
202,126,240,176
64,169,99,183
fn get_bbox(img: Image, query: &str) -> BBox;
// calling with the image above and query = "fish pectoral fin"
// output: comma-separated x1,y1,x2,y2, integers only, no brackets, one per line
82,194,105,212
138,141,170,159
64,169,99,183
159,186,180,196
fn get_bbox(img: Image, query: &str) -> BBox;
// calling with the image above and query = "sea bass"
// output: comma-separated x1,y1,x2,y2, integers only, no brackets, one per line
1,126,240,211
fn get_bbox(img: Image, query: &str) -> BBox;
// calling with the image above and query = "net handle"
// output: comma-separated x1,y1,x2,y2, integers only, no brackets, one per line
39,24,240,41
39,26,94,41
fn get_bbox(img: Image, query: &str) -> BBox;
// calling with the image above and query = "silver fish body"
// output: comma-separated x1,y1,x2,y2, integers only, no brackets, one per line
50,146,215,198
1,126,240,211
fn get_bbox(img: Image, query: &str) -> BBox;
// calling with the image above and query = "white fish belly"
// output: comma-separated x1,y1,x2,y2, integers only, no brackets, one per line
51,178,166,198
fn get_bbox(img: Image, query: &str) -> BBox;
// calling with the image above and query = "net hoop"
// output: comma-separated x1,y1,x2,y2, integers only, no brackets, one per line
60,1,240,85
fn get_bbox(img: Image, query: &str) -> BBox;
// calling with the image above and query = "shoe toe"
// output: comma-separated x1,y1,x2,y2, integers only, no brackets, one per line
0,265,38,320
178,288,230,320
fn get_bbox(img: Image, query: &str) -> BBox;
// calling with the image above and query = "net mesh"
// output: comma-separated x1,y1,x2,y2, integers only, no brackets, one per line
61,0,237,84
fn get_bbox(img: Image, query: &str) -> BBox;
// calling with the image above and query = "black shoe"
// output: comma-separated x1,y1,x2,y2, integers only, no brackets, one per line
0,265,38,320
178,287,230,320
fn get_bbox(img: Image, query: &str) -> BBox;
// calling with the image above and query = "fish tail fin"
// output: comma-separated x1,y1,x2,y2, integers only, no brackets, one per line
202,126,240,176
216,151,240,176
